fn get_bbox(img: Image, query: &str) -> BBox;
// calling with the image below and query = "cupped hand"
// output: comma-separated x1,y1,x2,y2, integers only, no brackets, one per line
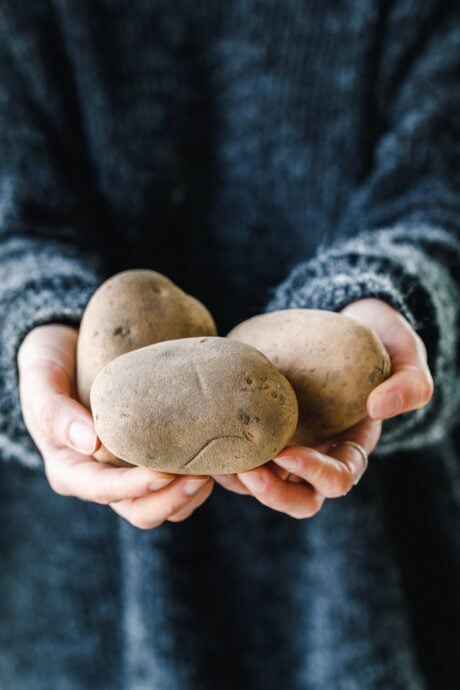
212,298,434,518
17,324,214,529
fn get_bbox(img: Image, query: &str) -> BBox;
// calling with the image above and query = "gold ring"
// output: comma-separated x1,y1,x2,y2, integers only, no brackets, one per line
329,440,368,479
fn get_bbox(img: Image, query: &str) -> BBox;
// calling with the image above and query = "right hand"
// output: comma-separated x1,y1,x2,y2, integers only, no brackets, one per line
17,324,214,529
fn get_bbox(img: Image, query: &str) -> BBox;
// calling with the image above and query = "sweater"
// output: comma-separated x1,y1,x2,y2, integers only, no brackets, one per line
0,1,459,688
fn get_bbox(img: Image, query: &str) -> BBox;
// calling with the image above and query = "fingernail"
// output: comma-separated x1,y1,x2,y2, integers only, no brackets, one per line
274,456,298,472
69,421,97,454
369,391,403,418
149,477,175,491
239,472,265,492
184,478,209,496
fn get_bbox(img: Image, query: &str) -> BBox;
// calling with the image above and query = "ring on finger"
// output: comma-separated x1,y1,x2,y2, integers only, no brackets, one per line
329,439,368,477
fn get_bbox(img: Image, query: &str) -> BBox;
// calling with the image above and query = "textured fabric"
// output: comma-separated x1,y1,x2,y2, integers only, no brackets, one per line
0,1,459,688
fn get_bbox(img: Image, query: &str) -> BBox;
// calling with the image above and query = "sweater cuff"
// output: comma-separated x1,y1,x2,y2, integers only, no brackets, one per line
264,224,460,456
0,241,101,470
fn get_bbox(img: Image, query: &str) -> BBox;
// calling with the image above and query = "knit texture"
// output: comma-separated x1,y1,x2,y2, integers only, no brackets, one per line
0,1,460,688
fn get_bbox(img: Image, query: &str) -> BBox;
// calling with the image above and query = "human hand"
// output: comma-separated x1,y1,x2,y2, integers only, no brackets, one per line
17,324,214,529
212,298,434,518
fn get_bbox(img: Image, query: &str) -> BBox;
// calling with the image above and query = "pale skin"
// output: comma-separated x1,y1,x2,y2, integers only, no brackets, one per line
17,298,434,528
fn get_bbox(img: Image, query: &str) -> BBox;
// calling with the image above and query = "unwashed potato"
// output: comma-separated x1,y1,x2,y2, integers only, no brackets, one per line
77,269,217,407
90,337,299,475
227,309,391,447
76,269,217,465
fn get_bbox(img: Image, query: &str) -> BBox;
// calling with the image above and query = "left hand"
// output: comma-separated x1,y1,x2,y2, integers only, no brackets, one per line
211,298,434,519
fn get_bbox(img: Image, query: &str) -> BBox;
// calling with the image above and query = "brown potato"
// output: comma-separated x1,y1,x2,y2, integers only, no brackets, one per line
227,309,391,447
76,269,217,465
90,337,299,474
77,269,217,408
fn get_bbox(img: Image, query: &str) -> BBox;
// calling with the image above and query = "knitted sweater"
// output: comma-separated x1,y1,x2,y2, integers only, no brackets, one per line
0,1,459,688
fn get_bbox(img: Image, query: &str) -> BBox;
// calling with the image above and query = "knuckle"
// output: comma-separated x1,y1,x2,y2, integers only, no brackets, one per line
168,511,192,523
260,496,277,513
328,470,352,497
256,482,277,503
45,469,68,497
168,492,192,517
419,374,434,404
127,500,164,530
130,514,163,530
38,395,63,439
286,504,311,519
286,510,304,520
309,493,325,516
289,494,324,520
309,461,347,497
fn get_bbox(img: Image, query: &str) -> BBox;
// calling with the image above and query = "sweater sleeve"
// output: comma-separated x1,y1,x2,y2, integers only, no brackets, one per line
0,4,106,470
264,0,460,456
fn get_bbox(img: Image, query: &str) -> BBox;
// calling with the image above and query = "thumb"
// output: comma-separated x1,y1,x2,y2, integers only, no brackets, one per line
18,324,100,455
367,333,434,419
341,298,434,419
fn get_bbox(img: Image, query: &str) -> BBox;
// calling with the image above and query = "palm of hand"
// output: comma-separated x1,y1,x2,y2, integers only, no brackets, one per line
17,324,214,529
212,298,434,519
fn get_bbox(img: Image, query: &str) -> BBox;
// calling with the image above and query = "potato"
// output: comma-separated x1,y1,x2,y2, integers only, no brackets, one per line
77,269,217,408
90,337,299,474
227,309,391,446
76,269,217,465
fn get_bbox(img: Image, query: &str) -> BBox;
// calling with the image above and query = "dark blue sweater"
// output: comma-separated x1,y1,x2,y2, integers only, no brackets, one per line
1,1,460,688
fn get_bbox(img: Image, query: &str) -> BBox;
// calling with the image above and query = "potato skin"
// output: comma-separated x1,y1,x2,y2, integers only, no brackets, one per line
76,269,217,409
90,337,299,474
227,309,391,446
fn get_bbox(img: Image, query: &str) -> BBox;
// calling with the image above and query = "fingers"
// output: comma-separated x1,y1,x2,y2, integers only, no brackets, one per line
215,417,381,508
29,383,98,455
167,479,215,522
40,433,214,528
368,324,434,418
216,431,370,514
272,418,382,499
340,298,434,420
18,323,79,381
236,465,325,519
110,477,214,529
316,416,383,457
211,473,251,495
368,359,434,419
18,324,100,454
18,324,216,528
272,446,363,498
42,440,176,503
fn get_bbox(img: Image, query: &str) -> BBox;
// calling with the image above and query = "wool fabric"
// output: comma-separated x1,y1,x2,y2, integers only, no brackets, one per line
0,2,460,688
